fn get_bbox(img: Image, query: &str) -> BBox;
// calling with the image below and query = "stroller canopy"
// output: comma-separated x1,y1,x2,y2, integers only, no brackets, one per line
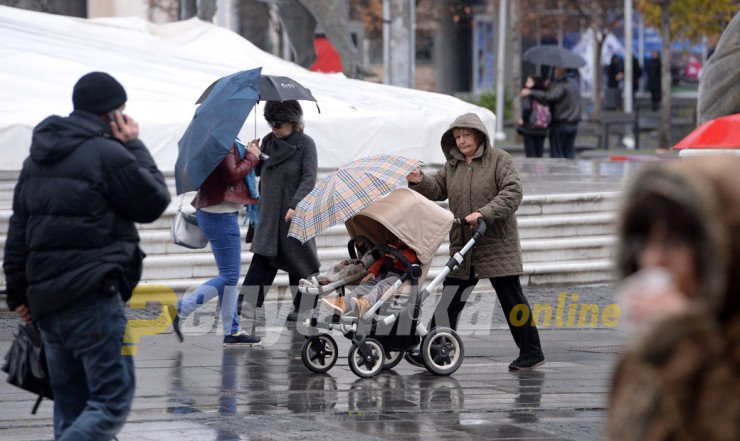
345,188,453,264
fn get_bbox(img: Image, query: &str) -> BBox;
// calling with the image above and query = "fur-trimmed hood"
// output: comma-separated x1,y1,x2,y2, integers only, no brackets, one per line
616,156,740,325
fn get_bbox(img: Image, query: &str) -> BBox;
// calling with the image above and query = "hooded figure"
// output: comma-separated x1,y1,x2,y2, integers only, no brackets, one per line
407,112,545,371
607,156,740,440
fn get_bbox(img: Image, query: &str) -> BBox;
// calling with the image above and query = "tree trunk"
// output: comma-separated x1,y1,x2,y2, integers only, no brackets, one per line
197,0,217,22
592,35,605,120
659,0,672,149
509,0,522,130
180,0,197,19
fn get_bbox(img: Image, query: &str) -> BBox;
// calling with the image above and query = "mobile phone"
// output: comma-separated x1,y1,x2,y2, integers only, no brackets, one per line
107,111,126,129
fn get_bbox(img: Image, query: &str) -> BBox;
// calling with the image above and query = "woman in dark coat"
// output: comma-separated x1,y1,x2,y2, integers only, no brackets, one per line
516,75,549,158
237,100,320,322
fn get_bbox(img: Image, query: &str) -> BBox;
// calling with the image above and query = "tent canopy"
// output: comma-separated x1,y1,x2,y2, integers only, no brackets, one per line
0,6,496,170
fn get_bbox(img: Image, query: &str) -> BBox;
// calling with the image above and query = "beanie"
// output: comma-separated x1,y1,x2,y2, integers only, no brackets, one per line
72,72,127,114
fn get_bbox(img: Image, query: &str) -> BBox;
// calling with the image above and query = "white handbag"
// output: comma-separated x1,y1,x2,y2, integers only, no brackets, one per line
171,195,208,249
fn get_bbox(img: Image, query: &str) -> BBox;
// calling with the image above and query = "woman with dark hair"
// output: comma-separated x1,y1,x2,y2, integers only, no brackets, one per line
237,100,320,323
517,75,550,158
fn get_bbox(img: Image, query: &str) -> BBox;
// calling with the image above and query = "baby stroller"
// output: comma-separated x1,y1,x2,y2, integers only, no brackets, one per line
298,188,486,378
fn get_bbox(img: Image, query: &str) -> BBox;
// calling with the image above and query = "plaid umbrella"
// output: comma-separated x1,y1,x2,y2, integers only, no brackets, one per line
288,154,422,243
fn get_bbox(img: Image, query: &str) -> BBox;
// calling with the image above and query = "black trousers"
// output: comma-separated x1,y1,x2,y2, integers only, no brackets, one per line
548,123,577,159
429,271,543,358
523,134,546,158
236,253,306,317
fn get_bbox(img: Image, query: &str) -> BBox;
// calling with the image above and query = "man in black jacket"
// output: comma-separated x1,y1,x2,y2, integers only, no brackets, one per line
522,67,582,159
3,71,170,440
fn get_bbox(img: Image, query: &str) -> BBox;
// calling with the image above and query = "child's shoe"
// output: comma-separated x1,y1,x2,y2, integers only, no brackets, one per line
321,297,346,314
348,297,371,317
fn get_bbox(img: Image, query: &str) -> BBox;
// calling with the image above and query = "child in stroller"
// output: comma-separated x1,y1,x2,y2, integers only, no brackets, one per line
321,240,418,317
297,188,487,379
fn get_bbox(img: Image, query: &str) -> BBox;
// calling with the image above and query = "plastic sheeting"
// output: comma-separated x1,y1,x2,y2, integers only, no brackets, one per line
0,6,496,170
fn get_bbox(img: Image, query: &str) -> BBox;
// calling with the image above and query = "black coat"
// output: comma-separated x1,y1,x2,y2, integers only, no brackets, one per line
3,111,171,320
250,130,320,277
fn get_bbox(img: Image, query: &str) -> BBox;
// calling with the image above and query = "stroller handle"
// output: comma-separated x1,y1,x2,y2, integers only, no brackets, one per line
453,217,487,238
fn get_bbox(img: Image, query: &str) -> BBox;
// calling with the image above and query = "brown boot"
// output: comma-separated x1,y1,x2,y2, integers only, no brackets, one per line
349,297,371,317
321,297,346,314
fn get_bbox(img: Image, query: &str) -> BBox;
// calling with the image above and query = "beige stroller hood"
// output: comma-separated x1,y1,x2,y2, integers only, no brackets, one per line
345,188,453,279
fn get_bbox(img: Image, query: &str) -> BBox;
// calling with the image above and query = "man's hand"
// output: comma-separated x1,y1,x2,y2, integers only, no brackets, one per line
15,305,32,324
362,273,376,283
285,208,295,223
521,88,530,97
465,211,483,227
110,113,139,143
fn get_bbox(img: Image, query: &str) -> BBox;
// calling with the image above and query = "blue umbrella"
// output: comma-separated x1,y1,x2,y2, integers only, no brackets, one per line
175,67,262,194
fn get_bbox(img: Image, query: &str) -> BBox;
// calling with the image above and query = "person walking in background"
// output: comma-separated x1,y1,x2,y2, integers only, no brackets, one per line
517,75,550,158
237,100,320,323
3,72,171,441
605,55,624,111
406,112,545,371
168,140,263,346
522,67,581,159
646,50,662,111
606,156,740,440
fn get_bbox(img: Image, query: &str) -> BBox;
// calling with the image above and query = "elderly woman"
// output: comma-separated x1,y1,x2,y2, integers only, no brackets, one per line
237,100,320,323
406,112,545,370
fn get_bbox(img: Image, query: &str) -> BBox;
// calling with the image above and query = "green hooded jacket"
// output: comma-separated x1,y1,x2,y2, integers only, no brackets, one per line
409,113,523,279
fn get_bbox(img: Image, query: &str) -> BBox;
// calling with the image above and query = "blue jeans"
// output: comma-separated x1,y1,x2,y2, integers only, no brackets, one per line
179,210,241,335
38,293,135,441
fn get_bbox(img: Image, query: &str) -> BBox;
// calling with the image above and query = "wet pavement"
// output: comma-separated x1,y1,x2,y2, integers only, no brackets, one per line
0,285,627,440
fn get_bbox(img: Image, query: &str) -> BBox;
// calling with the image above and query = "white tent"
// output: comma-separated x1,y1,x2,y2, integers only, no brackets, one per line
0,6,495,171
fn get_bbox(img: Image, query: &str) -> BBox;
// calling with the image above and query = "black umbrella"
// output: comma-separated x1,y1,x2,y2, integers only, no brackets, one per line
196,74,318,104
523,45,586,69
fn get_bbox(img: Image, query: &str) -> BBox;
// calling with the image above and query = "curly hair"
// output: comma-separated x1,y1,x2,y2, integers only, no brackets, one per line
264,100,304,132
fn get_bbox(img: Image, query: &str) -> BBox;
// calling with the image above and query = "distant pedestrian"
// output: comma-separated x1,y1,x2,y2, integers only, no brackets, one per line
3,71,171,440
647,50,662,111
606,156,740,440
522,67,581,159
605,55,623,110
517,75,550,158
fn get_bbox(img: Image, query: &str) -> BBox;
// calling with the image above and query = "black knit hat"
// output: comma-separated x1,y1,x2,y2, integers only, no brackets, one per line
72,72,127,114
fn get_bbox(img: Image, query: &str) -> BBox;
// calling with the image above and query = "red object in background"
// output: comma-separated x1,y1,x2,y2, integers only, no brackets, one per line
310,36,343,74
672,113,740,149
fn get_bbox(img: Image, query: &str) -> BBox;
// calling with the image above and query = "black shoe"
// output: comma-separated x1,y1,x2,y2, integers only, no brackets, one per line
404,349,425,368
223,330,261,346
508,354,545,371
286,309,299,322
167,304,184,343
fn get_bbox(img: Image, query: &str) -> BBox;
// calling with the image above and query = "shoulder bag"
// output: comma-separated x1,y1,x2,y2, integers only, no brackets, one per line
171,195,208,249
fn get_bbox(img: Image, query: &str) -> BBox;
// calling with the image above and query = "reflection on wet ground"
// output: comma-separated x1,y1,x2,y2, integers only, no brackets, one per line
0,283,625,440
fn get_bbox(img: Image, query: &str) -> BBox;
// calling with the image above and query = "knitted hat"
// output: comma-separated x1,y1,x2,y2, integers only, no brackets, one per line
72,72,127,114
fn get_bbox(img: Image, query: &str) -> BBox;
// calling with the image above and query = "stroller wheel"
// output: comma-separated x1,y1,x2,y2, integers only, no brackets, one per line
382,350,404,370
301,334,338,373
421,327,464,376
348,338,385,378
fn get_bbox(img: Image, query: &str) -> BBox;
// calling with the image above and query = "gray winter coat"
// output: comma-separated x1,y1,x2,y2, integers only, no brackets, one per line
528,73,581,124
251,130,320,277
410,113,524,279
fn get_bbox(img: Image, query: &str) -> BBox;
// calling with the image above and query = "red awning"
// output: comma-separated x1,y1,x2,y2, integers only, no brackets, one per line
673,113,740,149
